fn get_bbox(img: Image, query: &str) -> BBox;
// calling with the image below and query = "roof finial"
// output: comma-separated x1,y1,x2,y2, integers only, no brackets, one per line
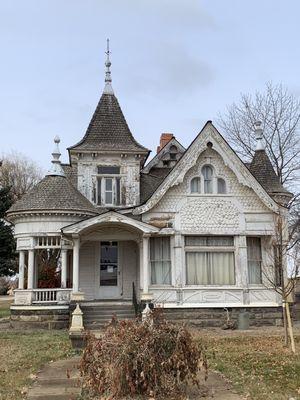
254,121,265,151
46,136,65,177
103,38,114,95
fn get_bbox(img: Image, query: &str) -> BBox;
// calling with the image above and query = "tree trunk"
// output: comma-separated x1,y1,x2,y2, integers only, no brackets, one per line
282,300,289,347
286,301,296,354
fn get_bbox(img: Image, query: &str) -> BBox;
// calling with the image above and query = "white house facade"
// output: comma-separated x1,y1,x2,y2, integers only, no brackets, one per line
6,49,292,329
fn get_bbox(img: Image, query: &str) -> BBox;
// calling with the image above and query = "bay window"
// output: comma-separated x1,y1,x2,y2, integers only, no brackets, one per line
247,237,262,284
150,237,171,285
185,236,235,285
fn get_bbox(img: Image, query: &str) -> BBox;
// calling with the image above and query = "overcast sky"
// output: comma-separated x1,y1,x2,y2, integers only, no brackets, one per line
1,0,300,170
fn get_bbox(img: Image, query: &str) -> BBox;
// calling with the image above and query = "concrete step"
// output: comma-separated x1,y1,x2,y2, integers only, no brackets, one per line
82,309,135,315
27,385,81,399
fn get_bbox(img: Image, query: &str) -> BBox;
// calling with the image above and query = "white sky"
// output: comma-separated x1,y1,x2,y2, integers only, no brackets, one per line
1,0,300,170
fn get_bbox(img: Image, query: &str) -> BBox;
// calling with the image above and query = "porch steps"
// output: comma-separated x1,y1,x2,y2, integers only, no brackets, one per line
79,302,136,330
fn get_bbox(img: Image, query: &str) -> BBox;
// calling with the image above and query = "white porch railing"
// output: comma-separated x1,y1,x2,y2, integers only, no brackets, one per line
14,288,72,305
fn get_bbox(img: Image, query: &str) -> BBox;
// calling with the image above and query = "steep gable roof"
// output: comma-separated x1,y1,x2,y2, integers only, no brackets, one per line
134,121,281,214
68,93,149,154
142,137,185,173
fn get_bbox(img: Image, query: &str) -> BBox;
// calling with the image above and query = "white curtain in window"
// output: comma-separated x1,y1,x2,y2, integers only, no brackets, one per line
150,237,171,285
186,252,235,285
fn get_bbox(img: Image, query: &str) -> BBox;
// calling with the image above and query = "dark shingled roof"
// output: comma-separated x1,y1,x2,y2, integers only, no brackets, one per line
249,150,291,195
140,168,171,203
68,93,149,153
61,163,77,187
7,175,98,215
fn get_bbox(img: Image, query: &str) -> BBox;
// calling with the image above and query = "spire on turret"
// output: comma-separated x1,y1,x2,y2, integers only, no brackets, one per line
254,121,265,151
47,136,65,177
103,38,114,95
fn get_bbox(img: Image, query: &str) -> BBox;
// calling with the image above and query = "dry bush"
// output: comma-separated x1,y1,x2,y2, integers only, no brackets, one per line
80,312,207,399
0,277,10,295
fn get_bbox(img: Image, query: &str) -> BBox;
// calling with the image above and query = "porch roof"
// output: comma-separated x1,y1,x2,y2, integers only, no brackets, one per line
61,211,160,235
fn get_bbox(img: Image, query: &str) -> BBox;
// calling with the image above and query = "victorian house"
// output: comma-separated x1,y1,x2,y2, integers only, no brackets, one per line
6,46,292,329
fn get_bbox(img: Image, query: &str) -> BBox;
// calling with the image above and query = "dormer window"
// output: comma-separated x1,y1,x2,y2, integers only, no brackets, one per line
202,165,213,194
97,166,121,206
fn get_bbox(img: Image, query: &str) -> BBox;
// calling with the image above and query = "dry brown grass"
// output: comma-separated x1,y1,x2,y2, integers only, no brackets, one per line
0,331,74,400
198,329,300,400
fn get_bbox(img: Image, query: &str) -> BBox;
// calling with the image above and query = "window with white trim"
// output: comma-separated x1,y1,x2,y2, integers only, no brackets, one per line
185,236,235,285
202,165,213,194
247,237,262,284
97,166,121,206
150,237,171,285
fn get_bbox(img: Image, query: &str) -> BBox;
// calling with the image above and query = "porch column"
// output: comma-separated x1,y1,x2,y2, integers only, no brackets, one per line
27,249,35,289
72,237,80,292
61,249,68,288
18,250,25,289
142,235,150,293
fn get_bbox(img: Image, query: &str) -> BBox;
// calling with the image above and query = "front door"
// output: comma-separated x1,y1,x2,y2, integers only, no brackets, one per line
99,241,121,298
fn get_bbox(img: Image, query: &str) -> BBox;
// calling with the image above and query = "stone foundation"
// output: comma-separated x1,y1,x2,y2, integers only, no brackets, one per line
160,307,283,327
10,306,70,330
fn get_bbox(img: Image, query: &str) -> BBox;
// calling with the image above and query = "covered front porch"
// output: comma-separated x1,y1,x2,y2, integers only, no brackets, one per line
13,212,160,307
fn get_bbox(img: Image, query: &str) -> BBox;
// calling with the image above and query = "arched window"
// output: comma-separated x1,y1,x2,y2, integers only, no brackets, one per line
190,177,200,193
217,178,226,194
202,165,213,193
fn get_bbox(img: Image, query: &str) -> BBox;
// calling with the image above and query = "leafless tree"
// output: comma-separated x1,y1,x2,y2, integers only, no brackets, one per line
0,152,42,201
263,213,299,352
218,82,300,188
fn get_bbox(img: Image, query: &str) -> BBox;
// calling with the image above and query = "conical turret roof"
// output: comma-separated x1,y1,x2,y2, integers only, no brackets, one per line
6,175,98,216
68,92,149,153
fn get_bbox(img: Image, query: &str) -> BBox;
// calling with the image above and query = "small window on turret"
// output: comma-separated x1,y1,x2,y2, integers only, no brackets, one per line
97,166,121,206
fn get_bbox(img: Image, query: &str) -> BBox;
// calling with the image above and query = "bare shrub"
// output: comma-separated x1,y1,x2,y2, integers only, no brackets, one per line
0,277,10,295
80,312,207,399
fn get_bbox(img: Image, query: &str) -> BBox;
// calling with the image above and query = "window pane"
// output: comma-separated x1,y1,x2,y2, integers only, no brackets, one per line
202,165,213,179
217,178,226,194
105,178,113,190
210,252,235,284
105,191,113,204
202,165,213,194
191,177,200,193
98,166,120,174
247,237,262,284
186,251,235,285
186,252,209,284
150,237,171,285
185,236,234,247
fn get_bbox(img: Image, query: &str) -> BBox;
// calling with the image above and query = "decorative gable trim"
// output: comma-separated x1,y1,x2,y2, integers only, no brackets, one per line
133,122,279,214
62,211,160,234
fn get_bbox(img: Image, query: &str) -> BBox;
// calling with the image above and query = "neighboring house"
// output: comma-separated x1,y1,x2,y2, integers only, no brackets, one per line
6,48,293,329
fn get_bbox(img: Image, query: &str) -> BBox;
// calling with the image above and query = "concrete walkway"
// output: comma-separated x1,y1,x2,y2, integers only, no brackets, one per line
26,354,243,400
26,356,81,400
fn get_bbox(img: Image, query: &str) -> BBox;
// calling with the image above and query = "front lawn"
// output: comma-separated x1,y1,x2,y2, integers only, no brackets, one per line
0,331,74,400
201,332,300,400
0,301,11,318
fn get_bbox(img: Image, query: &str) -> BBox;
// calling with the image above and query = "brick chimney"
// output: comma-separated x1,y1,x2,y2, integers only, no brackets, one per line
157,133,174,153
